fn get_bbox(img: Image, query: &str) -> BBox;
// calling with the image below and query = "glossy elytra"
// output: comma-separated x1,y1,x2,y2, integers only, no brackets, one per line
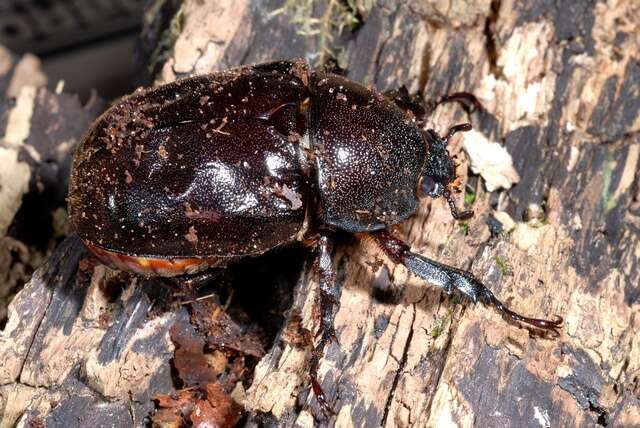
68,59,562,414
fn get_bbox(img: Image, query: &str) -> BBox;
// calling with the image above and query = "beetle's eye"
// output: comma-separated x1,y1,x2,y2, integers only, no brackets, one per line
420,176,443,198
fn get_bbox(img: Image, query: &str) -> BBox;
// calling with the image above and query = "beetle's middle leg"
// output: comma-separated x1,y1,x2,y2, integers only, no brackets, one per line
370,230,562,335
309,233,341,414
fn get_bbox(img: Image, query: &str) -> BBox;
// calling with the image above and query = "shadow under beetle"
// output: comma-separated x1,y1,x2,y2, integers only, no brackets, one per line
68,58,562,413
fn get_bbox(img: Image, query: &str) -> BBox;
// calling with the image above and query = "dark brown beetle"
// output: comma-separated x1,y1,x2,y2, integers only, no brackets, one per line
68,59,562,413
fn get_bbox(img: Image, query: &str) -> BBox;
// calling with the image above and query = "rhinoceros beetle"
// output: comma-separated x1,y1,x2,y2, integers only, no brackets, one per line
68,58,562,413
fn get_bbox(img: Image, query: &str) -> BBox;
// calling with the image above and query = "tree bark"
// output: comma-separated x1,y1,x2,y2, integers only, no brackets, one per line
1,1,639,427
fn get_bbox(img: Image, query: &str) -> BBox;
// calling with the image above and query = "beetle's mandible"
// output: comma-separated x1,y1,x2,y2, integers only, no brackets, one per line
68,59,562,413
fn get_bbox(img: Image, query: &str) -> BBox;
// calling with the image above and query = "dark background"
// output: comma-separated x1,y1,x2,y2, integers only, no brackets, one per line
0,0,143,100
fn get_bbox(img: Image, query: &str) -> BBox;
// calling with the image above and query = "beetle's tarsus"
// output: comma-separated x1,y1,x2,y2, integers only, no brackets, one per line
476,287,563,337
172,269,222,289
450,207,474,220
315,325,340,347
445,192,474,220
371,231,562,336
311,378,336,415
443,123,472,144
309,234,341,415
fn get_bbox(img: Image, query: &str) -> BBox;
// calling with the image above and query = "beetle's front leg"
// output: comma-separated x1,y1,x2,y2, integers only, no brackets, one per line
437,91,482,113
383,87,428,124
309,233,341,414
383,89,484,134
370,230,562,335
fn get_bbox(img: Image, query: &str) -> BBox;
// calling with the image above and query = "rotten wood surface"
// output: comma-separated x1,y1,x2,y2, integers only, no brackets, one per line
2,1,640,427
0,47,103,335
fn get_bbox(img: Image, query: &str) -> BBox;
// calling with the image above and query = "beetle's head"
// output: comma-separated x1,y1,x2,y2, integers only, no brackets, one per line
419,123,473,220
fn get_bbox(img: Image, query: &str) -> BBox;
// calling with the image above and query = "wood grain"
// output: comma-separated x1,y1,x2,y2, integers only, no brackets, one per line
1,1,639,427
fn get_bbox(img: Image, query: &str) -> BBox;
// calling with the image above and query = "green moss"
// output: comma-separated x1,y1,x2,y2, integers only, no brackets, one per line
464,189,476,205
457,221,470,235
268,0,370,67
430,317,444,338
495,255,509,276
601,151,617,214
430,307,455,338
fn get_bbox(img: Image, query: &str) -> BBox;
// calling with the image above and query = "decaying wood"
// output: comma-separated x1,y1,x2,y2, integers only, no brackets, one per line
2,0,640,427
0,50,103,338
0,46,47,100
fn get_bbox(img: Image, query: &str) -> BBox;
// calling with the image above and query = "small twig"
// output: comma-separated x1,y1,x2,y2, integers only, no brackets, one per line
179,292,218,305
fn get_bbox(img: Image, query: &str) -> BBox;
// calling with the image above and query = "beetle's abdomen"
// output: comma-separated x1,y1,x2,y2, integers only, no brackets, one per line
86,243,223,277
69,60,310,263
309,73,426,232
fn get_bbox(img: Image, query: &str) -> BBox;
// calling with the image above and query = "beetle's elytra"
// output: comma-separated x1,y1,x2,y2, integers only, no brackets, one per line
68,58,562,413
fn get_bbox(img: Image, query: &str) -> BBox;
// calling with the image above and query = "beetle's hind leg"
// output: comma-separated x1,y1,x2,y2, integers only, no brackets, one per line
371,230,562,336
309,233,342,415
